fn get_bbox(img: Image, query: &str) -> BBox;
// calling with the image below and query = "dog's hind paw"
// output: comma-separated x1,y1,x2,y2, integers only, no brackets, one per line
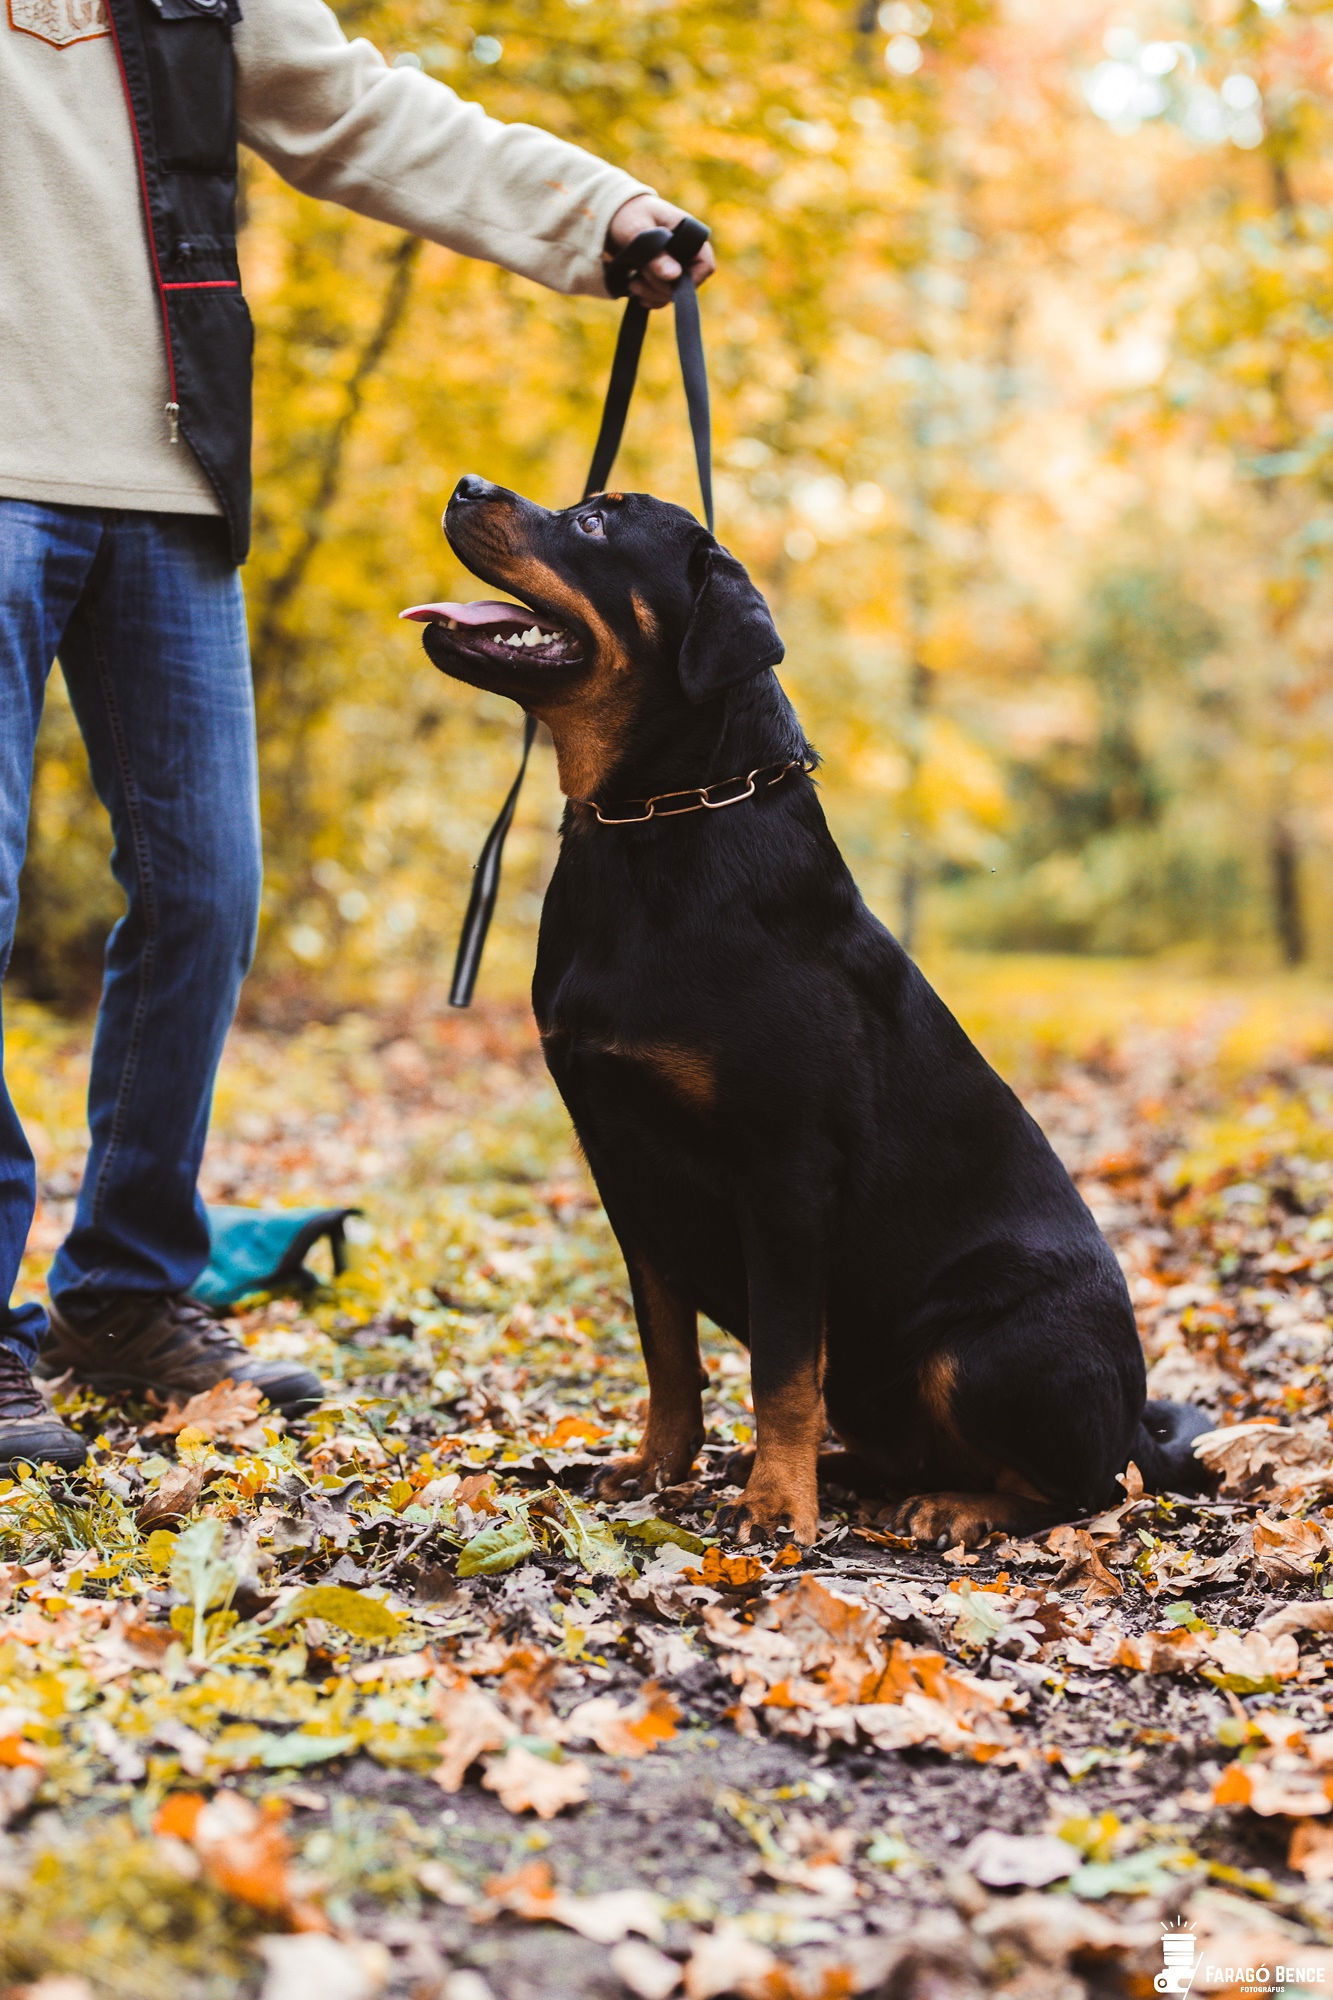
882,1489,1055,1550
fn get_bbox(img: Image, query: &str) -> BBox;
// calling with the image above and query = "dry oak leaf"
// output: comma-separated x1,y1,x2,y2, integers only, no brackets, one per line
155,1789,324,1927
135,1462,208,1529
1259,1601,1333,1644
1252,1512,1333,1584
1113,1628,1207,1675
1191,1422,1327,1497
1289,1819,1333,1881
431,1676,511,1792
142,1376,272,1443
478,1857,665,1943
566,1682,680,1758
1214,1740,1333,1819
480,1742,590,1818
1203,1627,1300,1688
1045,1526,1123,1600
682,1924,780,2000
609,1940,683,2000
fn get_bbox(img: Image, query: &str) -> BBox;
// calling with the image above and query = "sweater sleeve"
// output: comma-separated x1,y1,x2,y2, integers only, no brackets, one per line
234,0,654,298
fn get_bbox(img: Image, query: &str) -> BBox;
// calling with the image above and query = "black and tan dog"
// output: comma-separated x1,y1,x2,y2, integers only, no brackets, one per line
403,476,1208,1547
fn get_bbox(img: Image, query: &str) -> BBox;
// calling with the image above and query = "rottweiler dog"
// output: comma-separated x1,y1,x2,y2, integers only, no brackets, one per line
403,476,1209,1546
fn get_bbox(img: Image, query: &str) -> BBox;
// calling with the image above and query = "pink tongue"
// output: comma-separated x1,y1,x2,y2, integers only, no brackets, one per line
399,599,529,626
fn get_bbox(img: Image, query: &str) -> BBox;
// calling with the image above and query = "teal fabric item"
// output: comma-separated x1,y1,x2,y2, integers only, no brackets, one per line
191,1205,359,1311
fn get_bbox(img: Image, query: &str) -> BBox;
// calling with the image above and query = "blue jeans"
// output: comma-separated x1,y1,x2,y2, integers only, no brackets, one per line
0,501,261,1368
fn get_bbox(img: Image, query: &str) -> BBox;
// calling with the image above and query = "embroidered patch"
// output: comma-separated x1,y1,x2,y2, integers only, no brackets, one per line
8,0,109,46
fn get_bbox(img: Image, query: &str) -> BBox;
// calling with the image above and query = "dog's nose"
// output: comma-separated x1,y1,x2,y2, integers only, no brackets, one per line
451,474,497,504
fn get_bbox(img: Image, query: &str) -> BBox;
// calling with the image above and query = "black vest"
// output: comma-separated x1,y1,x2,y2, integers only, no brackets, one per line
105,0,253,562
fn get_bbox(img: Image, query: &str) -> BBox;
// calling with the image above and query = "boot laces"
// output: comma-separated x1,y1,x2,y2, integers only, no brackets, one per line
0,1344,47,1421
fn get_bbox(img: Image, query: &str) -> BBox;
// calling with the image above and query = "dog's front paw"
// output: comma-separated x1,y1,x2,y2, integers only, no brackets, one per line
596,1442,697,1501
717,1471,818,1548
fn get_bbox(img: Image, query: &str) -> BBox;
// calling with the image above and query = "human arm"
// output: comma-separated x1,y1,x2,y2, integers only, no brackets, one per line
235,0,657,298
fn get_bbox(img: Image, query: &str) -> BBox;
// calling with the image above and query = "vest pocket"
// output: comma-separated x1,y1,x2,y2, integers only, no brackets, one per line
143,18,236,173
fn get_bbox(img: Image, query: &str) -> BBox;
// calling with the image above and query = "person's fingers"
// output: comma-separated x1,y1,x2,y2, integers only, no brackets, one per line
629,276,675,308
691,243,717,286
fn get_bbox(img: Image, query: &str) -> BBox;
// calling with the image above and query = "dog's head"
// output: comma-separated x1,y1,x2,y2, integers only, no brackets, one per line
401,479,784,745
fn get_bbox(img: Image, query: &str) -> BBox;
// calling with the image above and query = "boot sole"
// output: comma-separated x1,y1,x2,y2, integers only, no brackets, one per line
62,1370,324,1417
0,1431,89,1473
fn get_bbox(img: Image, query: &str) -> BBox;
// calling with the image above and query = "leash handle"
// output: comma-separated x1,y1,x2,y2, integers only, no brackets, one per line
584,215,713,531
449,215,712,1007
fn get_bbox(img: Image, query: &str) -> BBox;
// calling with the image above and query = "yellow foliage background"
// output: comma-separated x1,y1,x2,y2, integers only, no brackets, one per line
17,0,1333,1006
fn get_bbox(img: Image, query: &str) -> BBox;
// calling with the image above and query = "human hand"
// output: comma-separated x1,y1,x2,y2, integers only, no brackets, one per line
605,193,716,308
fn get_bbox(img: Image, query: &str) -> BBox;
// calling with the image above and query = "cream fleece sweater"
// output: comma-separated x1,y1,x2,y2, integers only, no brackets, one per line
0,0,650,517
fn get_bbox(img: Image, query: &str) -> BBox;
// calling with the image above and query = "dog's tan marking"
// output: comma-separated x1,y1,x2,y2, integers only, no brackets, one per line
625,1042,716,1112
728,1346,826,1546
499,554,638,799
918,1349,960,1434
630,591,660,640
597,1257,704,1500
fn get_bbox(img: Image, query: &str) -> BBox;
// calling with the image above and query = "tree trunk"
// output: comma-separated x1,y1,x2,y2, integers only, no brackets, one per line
1269,816,1307,968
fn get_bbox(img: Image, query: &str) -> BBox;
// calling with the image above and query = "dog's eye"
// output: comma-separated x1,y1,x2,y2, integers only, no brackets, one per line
577,511,606,538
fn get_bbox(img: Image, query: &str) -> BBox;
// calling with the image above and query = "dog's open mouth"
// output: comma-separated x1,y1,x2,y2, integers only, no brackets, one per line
400,598,583,669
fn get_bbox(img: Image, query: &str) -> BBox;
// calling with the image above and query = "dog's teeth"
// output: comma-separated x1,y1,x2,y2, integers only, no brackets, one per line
503,633,521,647
522,626,541,646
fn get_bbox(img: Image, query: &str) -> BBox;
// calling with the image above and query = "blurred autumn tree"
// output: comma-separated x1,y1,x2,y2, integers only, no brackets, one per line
14,0,1333,1009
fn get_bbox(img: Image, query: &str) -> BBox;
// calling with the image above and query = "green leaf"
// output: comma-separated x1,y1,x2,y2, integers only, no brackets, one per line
277,1584,403,1640
616,1518,709,1555
169,1517,239,1663
457,1514,539,1577
1067,1845,1192,1900
550,1491,634,1577
259,1730,359,1768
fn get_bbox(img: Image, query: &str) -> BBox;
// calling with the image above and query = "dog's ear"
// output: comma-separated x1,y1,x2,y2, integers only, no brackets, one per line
677,544,784,704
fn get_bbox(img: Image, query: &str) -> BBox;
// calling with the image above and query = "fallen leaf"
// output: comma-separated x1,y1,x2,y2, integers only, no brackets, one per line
256,1933,389,2000
480,1742,589,1818
457,1514,539,1578
682,1924,780,2000
1259,1601,1333,1643
135,1463,207,1529
432,1678,511,1792
1046,1526,1123,1600
959,1829,1077,1888
143,1377,272,1442
610,1939,683,2000
566,1683,679,1758
1290,1820,1333,1881
1252,1512,1332,1583
480,1858,664,1941
276,1584,402,1642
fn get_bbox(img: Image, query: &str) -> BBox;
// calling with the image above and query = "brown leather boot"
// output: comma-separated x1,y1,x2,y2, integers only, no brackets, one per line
39,1292,324,1415
0,1344,88,1472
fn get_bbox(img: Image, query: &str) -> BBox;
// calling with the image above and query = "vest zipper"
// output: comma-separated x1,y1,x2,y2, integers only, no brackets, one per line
105,3,181,446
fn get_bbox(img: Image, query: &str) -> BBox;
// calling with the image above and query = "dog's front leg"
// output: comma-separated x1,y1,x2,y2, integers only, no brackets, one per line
597,1252,705,1500
720,1201,827,1547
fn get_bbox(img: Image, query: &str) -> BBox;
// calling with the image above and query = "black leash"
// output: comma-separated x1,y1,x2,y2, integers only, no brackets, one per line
448,213,713,1008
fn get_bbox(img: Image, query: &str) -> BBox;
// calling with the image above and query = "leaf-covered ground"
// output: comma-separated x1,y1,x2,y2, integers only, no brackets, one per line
6,961,1333,2000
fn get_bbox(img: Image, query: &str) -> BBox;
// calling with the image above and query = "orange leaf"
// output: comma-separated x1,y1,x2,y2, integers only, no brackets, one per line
1214,1764,1254,1807
540,1415,609,1447
0,1734,44,1769
155,1791,206,1840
